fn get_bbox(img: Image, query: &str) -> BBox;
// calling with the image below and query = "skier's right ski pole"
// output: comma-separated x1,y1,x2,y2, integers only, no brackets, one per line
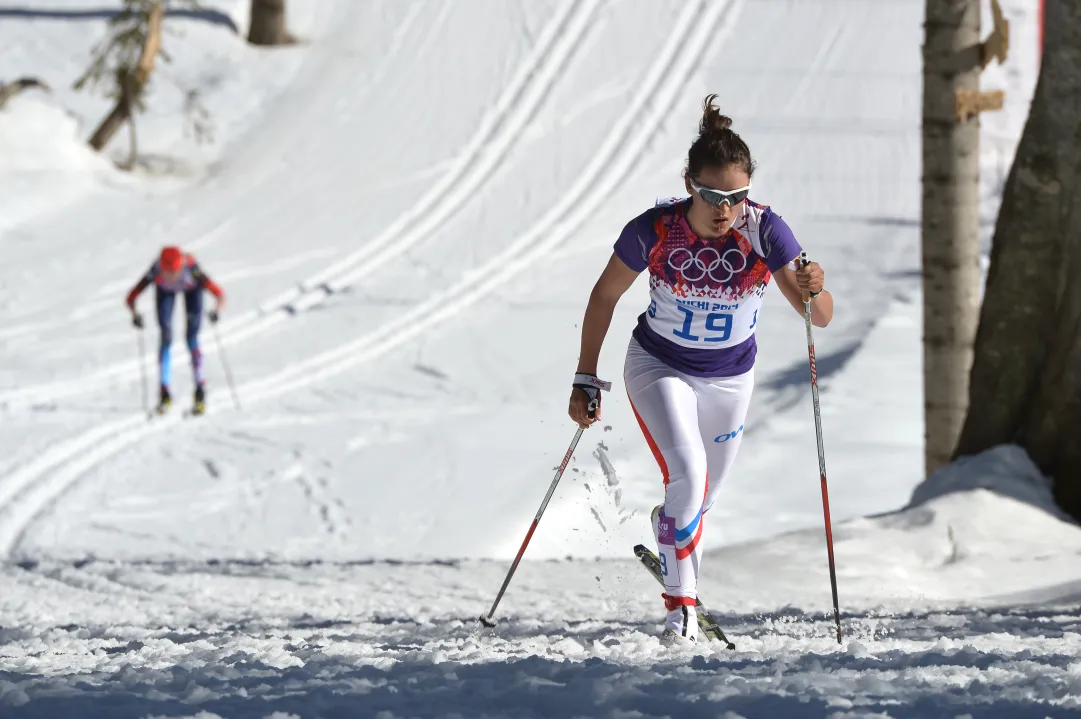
136,328,150,418
478,425,586,628
478,378,609,628
210,321,241,411
800,251,842,644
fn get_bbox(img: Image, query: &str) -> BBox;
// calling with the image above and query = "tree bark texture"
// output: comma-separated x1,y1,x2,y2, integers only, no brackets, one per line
955,0,1081,522
248,0,291,46
88,2,164,152
921,0,983,477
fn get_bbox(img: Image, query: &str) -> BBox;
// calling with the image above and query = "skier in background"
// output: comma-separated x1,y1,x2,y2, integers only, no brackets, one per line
126,246,225,415
568,95,834,644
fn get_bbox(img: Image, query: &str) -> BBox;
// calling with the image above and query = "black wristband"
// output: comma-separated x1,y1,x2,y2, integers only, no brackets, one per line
572,374,612,419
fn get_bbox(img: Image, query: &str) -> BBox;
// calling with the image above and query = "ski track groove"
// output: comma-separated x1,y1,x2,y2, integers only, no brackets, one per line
281,0,606,310
241,0,736,398
0,0,601,410
0,0,739,559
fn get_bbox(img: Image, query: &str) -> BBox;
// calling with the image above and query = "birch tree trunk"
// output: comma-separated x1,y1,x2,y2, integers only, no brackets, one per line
921,0,983,477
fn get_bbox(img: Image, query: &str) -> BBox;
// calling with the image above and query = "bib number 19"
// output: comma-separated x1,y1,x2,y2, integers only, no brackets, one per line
673,306,735,343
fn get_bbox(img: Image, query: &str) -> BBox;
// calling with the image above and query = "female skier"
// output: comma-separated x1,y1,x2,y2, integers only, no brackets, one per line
126,246,225,415
568,95,833,643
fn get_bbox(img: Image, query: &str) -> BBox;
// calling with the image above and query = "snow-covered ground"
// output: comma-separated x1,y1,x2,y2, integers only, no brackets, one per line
2,0,1079,716
3,447,1081,717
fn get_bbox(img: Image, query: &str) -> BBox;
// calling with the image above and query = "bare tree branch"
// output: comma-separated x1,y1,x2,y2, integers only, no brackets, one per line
76,0,210,165
0,77,51,111
87,1,165,152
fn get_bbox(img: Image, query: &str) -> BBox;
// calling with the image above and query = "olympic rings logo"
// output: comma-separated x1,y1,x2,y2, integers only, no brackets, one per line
668,247,747,283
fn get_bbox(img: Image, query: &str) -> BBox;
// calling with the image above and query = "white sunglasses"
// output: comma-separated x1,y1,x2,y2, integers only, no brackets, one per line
688,178,751,207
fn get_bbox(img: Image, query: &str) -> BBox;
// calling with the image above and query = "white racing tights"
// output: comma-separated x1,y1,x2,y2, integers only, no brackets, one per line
624,337,754,608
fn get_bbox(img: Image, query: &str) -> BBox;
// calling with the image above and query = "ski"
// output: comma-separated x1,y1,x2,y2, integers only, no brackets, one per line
633,543,736,649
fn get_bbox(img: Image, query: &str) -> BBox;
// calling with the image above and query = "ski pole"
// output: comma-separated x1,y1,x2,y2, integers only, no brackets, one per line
800,251,842,644
478,426,586,628
479,378,609,628
136,328,150,417
210,320,241,411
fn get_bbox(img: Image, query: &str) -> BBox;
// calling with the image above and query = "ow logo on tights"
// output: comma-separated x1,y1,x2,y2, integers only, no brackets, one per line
714,424,745,443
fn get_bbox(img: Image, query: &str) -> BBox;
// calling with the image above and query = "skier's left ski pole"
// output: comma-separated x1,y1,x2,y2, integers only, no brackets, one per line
800,251,842,644
210,320,241,411
479,378,609,628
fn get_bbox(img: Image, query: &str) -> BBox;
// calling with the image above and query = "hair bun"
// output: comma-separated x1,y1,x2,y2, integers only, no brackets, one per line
699,93,733,134
685,93,755,180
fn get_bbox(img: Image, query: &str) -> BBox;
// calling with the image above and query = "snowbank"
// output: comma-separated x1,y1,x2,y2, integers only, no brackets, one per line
0,94,109,173
0,94,115,231
909,443,1071,521
708,444,1081,612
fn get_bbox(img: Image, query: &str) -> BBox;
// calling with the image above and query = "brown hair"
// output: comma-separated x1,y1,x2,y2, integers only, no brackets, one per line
686,94,755,180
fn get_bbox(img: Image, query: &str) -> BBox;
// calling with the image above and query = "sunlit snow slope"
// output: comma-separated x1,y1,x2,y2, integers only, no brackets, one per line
0,0,1043,562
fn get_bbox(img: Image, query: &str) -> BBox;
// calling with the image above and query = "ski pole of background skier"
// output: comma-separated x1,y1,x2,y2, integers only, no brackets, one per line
801,251,842,644
210,319,241,411
136,326,150,417
478,386,606,628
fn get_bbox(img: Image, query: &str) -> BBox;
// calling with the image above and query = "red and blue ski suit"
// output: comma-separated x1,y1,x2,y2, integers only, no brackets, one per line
126,253,224,390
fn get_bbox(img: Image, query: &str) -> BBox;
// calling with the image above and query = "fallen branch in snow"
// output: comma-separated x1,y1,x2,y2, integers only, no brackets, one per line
75,0,216,169
0,77,51,111
74,0,215,168
84,2,164,159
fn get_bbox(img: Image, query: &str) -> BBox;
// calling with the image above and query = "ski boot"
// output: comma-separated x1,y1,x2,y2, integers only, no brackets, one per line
660,602,698,645
652,504,698,645
156,385,172,415
192,385,207,416
660,604,698,645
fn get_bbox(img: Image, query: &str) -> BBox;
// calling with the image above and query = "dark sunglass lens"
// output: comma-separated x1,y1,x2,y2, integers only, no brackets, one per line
705,190,746,207
702,190,725,206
